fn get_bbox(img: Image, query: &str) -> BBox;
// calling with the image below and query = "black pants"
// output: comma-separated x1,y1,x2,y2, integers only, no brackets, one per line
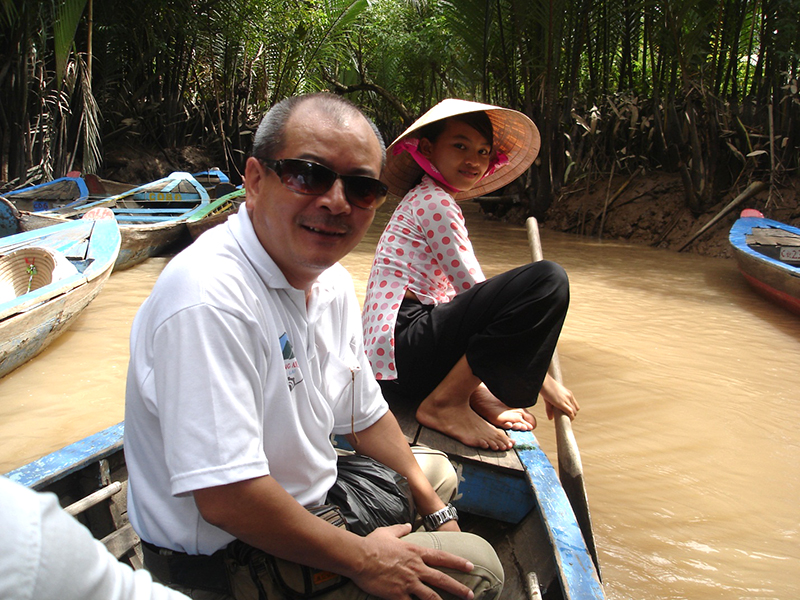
380,261,569,408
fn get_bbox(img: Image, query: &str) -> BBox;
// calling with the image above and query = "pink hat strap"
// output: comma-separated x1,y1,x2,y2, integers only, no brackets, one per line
393,138,510,194
393,138,459,193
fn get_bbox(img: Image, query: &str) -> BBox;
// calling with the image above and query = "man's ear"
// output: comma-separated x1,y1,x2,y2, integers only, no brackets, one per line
418,138,434,158
243,157,264,208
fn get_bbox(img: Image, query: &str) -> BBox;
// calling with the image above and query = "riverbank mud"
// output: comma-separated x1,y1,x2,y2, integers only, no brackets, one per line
539,171,800,259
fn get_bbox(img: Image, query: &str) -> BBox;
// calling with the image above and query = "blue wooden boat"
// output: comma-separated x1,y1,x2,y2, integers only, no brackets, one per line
3,423,141,566
382,392,604,600
1,175,91,212
3,410,603,599
0,211,121,378
191,167,230,189
18,172,210,271
729,209,800,315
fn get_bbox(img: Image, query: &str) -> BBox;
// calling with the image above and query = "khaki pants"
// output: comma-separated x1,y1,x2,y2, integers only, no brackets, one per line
154,447,504,600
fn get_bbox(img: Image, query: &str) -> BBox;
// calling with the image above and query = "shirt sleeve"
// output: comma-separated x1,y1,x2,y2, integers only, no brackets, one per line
0,477,190,600
152,304,271,496
411,188,485,294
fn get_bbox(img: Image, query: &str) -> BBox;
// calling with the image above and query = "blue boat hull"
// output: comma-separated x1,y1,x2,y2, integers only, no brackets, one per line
729,215,800,314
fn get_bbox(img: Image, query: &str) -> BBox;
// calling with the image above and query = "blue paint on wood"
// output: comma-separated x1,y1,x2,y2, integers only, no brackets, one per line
510,430,604,599
450,460,534,523
4,422,124,490
0,200,19,237
3,177,90,211
192,168,230,184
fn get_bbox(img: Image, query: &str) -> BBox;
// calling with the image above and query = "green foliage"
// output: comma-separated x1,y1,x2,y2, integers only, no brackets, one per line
1,0,797,212
53,0,87,90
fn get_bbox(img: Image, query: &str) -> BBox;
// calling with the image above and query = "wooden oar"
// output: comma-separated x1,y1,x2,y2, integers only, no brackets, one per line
526,216,601,577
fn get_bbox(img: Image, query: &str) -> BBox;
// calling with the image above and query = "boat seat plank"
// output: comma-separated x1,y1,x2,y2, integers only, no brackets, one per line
747,228,800,246
101,522,141,560
385,391,524,474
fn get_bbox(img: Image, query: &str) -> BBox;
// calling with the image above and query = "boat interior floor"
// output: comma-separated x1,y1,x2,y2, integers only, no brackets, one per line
382,389,560,599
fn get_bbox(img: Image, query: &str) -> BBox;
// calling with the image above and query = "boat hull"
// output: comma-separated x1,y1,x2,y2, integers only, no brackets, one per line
1,176,90,212
186,188,245,240
17,172,210,271
4,416,604,599
5,423,141,567
0,218,120,378
729,216,800,315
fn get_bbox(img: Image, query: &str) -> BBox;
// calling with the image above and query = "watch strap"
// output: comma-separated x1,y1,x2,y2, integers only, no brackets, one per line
422,503,458,531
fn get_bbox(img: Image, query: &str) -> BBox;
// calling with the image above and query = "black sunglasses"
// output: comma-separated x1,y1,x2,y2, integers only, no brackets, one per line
259,158,388,210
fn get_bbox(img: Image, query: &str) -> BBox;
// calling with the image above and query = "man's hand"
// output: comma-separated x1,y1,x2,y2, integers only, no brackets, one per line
540,374,580,420
349,524,475,600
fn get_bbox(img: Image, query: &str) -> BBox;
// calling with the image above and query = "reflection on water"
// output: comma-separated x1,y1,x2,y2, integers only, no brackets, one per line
2,200,799,599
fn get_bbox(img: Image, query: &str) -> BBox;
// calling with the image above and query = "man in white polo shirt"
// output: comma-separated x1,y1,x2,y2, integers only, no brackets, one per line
124,93,503,600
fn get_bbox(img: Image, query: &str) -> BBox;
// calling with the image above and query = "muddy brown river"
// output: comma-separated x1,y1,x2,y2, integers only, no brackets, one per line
1,199,798,599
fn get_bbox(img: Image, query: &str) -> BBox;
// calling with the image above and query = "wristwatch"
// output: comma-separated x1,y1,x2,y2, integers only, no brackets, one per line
422,503,459,531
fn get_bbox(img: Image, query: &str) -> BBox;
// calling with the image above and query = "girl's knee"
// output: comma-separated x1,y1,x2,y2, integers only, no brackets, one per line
523,261,569,305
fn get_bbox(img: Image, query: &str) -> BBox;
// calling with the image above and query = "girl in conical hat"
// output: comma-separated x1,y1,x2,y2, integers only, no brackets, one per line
362,99,579,451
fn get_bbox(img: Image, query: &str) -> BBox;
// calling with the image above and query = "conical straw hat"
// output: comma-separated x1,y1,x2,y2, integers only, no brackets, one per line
0,247,56,302
382,99,540,200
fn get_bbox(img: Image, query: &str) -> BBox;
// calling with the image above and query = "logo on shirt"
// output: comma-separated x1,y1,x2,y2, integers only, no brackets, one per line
279,332,303,391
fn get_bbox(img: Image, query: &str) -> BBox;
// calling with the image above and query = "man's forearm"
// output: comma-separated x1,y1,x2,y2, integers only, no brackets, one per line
193,475,369,576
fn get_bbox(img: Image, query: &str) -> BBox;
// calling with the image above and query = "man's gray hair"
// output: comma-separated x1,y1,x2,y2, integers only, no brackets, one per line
252,93,386,167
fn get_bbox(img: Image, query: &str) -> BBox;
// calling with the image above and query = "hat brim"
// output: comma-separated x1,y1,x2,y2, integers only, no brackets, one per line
382,99,540,201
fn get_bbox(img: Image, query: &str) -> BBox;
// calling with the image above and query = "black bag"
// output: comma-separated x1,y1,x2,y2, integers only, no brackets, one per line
326,453,414,536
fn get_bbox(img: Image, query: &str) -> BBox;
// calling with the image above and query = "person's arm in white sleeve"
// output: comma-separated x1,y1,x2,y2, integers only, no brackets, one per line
0,476,190,600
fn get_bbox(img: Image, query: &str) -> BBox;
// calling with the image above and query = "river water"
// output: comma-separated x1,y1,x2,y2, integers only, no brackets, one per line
1,200,798,599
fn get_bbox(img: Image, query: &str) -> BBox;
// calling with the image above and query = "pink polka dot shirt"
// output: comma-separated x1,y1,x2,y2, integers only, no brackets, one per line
362,176,485,380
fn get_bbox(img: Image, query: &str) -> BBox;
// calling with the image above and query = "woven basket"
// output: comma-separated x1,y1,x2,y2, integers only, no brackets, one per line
0,247,57,302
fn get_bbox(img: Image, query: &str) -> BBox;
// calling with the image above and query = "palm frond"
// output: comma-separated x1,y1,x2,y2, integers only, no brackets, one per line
53,0,88,89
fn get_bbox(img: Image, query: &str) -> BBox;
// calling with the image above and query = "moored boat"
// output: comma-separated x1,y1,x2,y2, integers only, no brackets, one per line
18,172,211,271
192,167,230,189
0,210,121,378
186,187,245,240
1,174,91,212
729,209,800,315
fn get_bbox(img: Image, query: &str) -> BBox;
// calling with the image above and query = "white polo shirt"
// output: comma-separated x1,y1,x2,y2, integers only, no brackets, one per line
124,205,388,555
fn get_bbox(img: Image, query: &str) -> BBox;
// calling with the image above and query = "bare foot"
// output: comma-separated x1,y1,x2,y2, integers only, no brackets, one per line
416,397,513,451
470,385,536,431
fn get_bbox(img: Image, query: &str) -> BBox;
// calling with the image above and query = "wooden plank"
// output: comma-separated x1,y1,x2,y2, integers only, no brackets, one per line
747,227,800,246
384,388,523,472
416,426,523,473
101,522,141,559
510,429,604,600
